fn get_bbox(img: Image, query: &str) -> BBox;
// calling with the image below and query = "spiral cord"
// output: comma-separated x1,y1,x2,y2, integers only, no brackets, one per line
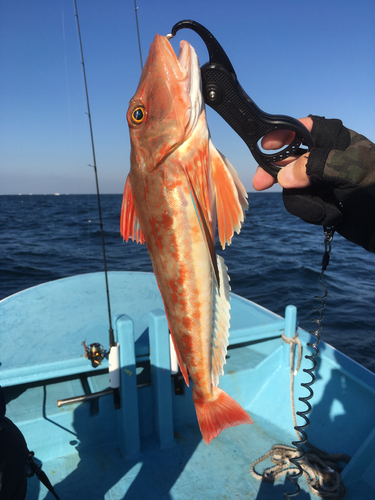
250,227,348,498
284,227,334,499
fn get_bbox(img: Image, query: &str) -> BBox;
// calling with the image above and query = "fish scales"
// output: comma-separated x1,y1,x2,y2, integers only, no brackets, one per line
121,34,252,444
137,162,212,382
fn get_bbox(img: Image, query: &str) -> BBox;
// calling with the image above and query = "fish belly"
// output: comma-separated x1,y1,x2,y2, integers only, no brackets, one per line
142,174,213,394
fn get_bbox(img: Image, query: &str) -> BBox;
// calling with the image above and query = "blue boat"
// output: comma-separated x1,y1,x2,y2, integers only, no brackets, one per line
1,270,375,499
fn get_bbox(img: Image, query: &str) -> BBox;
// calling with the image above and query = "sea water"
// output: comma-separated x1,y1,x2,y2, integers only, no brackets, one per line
1,193,374,372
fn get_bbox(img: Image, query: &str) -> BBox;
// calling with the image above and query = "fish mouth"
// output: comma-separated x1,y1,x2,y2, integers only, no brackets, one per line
176,39,192,75
175,38,204,133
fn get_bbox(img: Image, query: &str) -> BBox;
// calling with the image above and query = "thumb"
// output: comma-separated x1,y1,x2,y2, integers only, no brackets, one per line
277,153,310,188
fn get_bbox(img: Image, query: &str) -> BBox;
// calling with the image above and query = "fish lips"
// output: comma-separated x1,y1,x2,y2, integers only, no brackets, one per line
154,34,204,136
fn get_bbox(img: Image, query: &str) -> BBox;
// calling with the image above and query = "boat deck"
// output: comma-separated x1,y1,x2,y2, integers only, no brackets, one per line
24,417,317,500
2,272,375,499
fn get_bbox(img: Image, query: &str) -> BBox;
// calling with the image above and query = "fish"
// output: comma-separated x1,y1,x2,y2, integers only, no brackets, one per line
120,34,252,444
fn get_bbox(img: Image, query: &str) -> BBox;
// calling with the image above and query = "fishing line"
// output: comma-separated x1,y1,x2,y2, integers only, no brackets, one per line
133,0,144,70
74,0,120,409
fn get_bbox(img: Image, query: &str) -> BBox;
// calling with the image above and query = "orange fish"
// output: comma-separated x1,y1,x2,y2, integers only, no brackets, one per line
121,34,252,444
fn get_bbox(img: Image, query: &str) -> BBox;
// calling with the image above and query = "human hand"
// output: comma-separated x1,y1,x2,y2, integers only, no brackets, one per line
253,115,375,253
252,117,312,191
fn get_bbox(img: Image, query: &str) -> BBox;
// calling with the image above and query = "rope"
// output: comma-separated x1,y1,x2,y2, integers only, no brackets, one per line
250,444,350,499
282,331,303,376
281,330,303,439
250,329,351,499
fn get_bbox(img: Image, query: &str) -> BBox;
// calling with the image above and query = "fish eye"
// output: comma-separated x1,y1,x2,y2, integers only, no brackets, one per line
131,106,145,125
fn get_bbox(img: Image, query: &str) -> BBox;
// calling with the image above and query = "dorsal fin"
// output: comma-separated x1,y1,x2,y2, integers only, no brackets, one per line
120,174,146,244
211,255,231,386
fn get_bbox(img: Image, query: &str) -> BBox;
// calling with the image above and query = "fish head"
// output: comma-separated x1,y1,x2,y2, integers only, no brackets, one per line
127,34,203,172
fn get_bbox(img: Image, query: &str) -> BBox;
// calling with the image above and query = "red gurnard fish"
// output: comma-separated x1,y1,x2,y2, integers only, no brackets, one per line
121,34,253,444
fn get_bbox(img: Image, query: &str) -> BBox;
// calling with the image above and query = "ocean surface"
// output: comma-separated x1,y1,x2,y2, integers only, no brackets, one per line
1,193,375,372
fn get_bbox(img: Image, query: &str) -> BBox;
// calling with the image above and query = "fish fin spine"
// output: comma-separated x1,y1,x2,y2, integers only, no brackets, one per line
120,175,146,244
193,386,253,444
211,255,231,386
209,140,248,250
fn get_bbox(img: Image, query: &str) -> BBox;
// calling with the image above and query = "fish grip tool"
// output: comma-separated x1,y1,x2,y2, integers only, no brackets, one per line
168,20,314,178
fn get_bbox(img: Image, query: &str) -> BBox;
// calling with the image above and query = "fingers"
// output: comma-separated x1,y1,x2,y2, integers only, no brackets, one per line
252,166,276,191
261,129,295,150
253,117,313,190
252,155,310,191
277,154,310,188
260,117,313,150
297,116,313,132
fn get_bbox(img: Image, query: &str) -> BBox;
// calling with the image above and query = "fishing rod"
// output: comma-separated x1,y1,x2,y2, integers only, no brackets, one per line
133,0,144,70
74,0,120,410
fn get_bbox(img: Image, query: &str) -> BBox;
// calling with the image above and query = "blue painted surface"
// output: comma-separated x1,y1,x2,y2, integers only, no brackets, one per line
149,309,174,449
1,271,375,499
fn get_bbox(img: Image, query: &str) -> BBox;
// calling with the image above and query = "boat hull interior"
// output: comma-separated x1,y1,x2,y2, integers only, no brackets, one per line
2,271,375,499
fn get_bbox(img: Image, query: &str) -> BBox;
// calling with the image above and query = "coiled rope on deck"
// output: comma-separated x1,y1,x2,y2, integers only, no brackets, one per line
250,442,350,499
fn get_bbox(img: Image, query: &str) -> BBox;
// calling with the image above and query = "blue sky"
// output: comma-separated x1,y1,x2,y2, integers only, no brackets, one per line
1,0,374,194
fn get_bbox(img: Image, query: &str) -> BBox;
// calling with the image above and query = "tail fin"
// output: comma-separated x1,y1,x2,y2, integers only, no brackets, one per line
193,386,253,444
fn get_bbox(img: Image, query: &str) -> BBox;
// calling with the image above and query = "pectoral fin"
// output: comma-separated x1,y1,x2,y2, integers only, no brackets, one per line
120,175,146,244
209,140,248,250
181,165,220,289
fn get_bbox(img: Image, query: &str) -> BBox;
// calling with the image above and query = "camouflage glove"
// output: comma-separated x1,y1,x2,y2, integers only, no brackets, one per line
283,115,375,252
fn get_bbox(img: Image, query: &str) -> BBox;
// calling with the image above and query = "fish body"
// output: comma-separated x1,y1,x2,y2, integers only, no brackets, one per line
121,34,252,444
